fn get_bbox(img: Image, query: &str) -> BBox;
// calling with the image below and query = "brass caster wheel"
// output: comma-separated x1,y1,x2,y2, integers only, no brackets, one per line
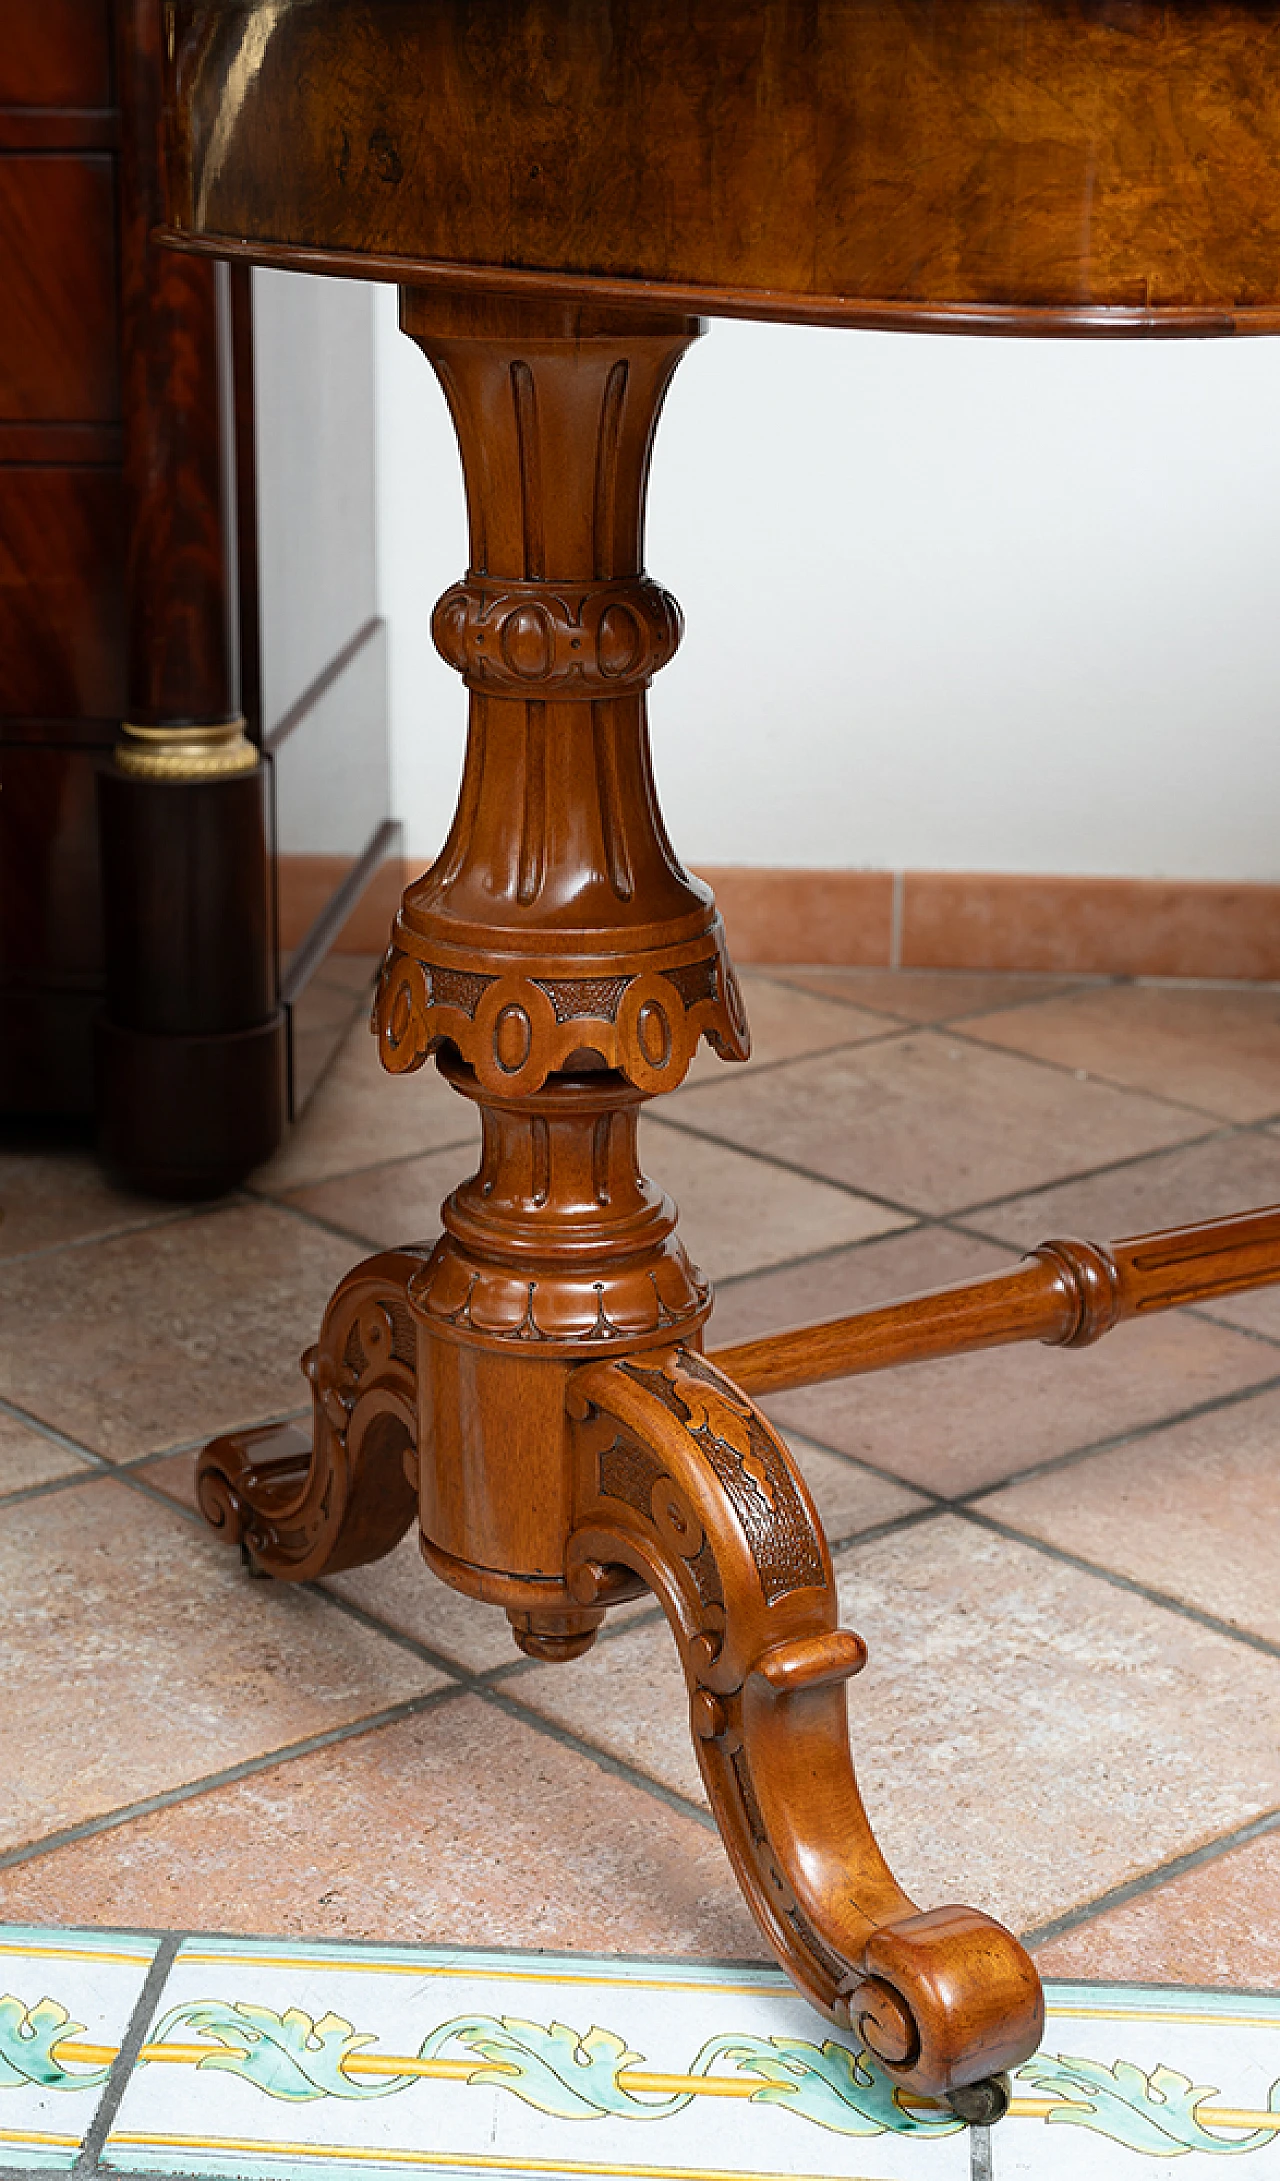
945,2073,1012,2126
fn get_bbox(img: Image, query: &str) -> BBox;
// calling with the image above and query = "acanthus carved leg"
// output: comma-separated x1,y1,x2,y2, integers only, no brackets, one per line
197,1248,426,1580
566,1345,1044,2108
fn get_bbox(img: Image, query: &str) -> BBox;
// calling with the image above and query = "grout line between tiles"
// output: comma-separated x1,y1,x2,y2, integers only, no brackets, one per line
308,1581,492,1688
947,1365,1280,1506
667,1022,915,1098
0,1684,470,1876
937,1017,1277,1128
925,1119,1280,1227
756,965,1109,1031
0,1204,195,1270
970,2122,994,2181
889,871,904,969
956,1504,1280,1659
245,1129,480,1205
0,1465,115,1511
478,1683,719,1834
652,1091,1234,1238
0,1401,312,1504
762,1345,1280,1531
73,1932,180,2178
651,1101,976,1224
0,1393,114,1469
738,967,921,1025
708,1220,948,1301
1185,1304,1280,1351
1022,1802,1280,1950
825,1501,944,1556
117,1409,315,1477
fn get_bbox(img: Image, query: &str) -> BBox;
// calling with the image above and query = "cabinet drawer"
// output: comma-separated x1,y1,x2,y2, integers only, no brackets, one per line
0,0,113,109
0,742,104,984
0,156,118,420
0,469,125,719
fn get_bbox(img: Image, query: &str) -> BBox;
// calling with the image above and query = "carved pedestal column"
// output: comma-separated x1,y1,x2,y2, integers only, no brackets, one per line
374,292,748,1097
198,291,1042,2109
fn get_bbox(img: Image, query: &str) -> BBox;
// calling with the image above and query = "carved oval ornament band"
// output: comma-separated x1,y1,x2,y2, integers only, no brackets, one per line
432,576,682,697
374,931,750,1096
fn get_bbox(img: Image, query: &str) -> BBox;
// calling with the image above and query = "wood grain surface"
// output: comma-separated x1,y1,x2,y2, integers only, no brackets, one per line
164,0,1280,330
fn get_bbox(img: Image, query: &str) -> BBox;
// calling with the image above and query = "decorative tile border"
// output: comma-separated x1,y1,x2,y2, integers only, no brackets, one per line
0,1924,158,2171
0,1925,1276,2179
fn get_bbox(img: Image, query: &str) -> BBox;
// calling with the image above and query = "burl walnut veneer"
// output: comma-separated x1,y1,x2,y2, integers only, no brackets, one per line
163,0,1280,2120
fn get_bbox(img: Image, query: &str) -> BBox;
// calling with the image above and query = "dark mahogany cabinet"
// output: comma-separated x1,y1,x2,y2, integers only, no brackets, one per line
1,0,124,1120
1,0,395,1191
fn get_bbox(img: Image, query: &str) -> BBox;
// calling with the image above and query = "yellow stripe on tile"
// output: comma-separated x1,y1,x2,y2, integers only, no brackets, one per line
0,1941,154,1967
1047,2002,1279,2031
175,1953,774,1996
109,2135,888,2181
0,2127,83,2147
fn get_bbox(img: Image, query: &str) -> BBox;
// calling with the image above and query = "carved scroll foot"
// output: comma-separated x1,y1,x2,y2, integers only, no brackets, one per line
197,1247,427,1582
566,1345,1043,2104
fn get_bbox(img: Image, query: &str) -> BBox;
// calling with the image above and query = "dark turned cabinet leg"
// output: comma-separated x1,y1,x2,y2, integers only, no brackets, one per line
94,0,285,1195
95,758,285,1197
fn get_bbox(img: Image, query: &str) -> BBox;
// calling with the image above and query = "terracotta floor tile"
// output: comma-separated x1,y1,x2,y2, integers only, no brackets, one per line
514,1614,706,1807
324,1532,532,1675
253,1015,479,1193
662,1032,1201,1215
514,1516,1280,1937
0,1201,358,1459
832,1520,1280,1937
708,1225,1016,1348
782,1429,929,1542
680,968,891,1087
308,951,382,995
0,1477,446,1854
970,1127,1280,1248
0,1147,180,1260
0,1695,760,1961
0,1407,98,1496
963,982,1280,1123
767,967,1090,1025
765,1307,1275,1497
642,1116,911,1281
281,1144,475,1251
1032,1826,1280,1987
1196,1283,1280,1342
975,1381,1280,1643
291,974,371,1036
289,978,378,1116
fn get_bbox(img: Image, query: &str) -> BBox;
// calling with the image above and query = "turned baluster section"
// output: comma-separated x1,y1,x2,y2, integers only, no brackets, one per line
373,290,748,1099
712,1205,1280,1397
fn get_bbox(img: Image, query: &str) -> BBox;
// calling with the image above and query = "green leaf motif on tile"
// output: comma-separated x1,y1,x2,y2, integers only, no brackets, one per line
141,2000,955,2135
690,2032,961,2137
0,1996,109,2093
424,2016,687,2120
1019,2052,1280,2157
145,2000,418,2102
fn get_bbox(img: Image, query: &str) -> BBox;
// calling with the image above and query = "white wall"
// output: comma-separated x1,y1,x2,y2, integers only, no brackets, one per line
374,287,1280,882
253,267,389,857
